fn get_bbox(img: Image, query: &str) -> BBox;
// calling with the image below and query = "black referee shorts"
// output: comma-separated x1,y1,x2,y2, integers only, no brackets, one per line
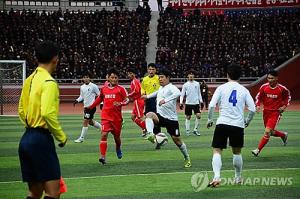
211,124,244,149
145,98,156,114
18,128,61,182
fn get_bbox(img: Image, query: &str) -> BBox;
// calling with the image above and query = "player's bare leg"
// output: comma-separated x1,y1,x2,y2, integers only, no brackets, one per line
193,113,201,136
27,182,43,199
208,148,222,187
252,127,271,156
185,115,191,136
89,120,101,129
99,131,108,165
43,179,60,198
232,147,243,184
172,136,191,168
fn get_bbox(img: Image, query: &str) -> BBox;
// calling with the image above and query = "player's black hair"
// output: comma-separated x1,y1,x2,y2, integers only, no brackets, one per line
227,63,241,80
107,68,119,77
158,68,171,78
82,71,91,77
187,69,196,75
267,69,278,77
35,41,60,64
147,63,156,68
127,67,137,74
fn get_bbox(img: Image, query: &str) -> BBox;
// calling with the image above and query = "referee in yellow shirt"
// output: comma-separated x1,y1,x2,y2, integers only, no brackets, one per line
18,41,67,199
141,63,160,113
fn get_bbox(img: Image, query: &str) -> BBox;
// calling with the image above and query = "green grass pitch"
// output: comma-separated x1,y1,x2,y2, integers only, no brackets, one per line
0,112,300,198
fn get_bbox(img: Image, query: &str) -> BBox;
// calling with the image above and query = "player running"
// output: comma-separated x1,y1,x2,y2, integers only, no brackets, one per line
88,68,129,165
127,68,146,136
142,68,192,168
73,73,101,143
251,70,290,157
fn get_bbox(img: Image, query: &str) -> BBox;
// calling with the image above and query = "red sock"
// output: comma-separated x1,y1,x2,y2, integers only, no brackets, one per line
59,177,67,194
272,130,285,138
258,135,270,151
134,117,146,130
100,140,107,158
113,134,121,151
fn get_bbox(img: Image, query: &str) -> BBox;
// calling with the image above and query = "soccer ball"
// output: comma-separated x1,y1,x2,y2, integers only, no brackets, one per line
155,132,168,146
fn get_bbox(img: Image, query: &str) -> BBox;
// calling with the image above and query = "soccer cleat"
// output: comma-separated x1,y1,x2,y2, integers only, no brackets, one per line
155,143,161,150
207,180,221,188
184,158,192,168
74,138,84,143
281,132,288,146
99,157,106,165
116,149,123,159
234,177,243,185
141,129,147,137
193,130,201,136
186,131,190,136
251,149,260,157
145,133,155,143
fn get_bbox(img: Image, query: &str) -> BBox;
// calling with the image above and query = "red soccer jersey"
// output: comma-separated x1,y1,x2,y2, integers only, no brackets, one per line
128,78,142,101
255,83,291,111
89,84,129,121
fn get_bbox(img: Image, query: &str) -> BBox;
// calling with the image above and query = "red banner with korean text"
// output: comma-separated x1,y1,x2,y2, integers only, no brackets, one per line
168,0,300,9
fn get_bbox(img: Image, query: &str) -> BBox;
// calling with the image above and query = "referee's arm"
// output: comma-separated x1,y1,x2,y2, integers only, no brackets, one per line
18,87,26,125
41,81,67,143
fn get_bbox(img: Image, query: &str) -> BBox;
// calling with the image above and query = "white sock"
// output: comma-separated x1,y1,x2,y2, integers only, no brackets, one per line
179,142,189,160
233,154,243,178
80,127,88,139
145,118,154,134
185,119,190,132
194,118,200,131
212,153,222,180
93,121,101,129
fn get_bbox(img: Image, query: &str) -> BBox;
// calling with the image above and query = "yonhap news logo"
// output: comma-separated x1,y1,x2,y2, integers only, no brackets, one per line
191,171,293,192
191,172,209,192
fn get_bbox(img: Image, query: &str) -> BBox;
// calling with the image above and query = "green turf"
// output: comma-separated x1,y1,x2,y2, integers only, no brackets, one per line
0,112,300,199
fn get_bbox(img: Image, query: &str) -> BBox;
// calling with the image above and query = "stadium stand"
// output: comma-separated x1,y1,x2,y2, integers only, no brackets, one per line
0,6,151,79
156,7,300,78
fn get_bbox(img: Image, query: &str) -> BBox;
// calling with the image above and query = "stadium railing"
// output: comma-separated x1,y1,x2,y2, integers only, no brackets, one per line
1,77,259,85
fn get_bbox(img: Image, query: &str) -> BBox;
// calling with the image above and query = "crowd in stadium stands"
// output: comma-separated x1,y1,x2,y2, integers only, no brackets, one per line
0,6,151,79
156,7,300,78
1,7,300,80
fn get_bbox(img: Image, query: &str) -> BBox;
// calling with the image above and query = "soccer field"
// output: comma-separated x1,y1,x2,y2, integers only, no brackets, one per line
0,112,300,199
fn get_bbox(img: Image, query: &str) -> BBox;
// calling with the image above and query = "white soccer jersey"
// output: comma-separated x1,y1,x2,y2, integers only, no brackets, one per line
147,83,181,121
76,82,100,107
209,81,256,128
180,80,203,105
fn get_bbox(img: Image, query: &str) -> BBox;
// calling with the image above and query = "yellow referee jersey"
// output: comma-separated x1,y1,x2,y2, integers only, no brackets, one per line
18,67,67,143
141,75,160,95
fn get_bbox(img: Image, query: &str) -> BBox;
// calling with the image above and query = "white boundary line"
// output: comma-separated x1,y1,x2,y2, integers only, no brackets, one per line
0,167,299,184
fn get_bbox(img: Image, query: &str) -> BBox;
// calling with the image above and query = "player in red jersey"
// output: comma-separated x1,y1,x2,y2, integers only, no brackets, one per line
127,68,146,136
252,70,291,157
88,68,129,164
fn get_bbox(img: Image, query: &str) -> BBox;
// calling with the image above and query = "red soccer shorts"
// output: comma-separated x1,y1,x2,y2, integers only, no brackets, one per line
132,98,145,118
101,119,122,136
263,110,281,130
